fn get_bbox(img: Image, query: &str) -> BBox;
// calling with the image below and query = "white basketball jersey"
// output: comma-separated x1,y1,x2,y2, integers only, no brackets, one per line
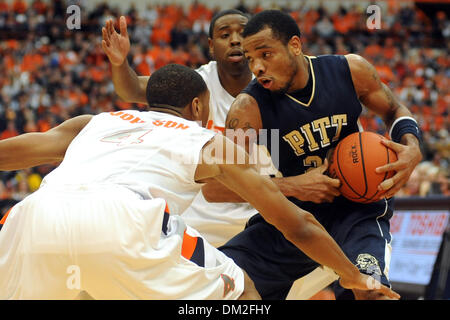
0,110,247,299
181,61,258,247
41,110,215,215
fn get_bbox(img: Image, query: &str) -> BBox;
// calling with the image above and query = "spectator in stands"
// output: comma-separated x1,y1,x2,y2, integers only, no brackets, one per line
0,0,448,206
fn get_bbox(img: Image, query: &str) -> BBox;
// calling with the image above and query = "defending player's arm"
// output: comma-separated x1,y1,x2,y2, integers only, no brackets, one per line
0,115,92,171
346,54,423,198
196,135,399,299
202,93,341,204
102,16,149,105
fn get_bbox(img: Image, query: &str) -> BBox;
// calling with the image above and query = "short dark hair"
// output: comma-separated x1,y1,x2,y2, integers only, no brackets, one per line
146,64,207,110
242,10,301,45
208,9,249,38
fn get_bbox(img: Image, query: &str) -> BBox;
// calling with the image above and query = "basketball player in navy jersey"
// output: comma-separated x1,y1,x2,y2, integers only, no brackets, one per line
214,10,423,300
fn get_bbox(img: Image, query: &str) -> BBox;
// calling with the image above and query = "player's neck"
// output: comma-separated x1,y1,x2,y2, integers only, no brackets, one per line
290,55,310,92
216,64,253,98
148,106,184,118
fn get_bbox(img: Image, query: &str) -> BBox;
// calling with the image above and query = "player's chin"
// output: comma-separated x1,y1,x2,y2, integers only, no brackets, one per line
226,59,248,70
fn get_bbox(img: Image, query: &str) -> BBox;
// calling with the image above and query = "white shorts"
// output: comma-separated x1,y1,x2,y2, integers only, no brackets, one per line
182,191,257,248
0,184,244,300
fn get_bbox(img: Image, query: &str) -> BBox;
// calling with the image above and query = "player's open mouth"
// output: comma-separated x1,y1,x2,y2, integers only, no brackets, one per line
258,78,273,89
228,51,244,62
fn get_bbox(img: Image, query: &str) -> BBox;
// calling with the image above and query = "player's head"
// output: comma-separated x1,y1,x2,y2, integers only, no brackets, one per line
242,10,304,94
208,9,250,75
146,64,210,126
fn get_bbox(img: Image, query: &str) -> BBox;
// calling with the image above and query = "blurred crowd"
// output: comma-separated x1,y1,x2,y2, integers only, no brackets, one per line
0,0,449,214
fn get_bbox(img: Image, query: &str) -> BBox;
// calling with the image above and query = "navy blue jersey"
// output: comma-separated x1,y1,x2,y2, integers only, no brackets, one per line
243,54,362,178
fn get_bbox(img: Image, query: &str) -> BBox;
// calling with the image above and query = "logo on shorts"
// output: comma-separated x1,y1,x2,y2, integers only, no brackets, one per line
355,254,382,276
221,274,235,297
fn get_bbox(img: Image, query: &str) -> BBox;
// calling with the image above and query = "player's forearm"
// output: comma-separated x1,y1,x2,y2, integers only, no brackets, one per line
202,180,246,202
284,206,360,280
204,175,306,202
112,60,147,104
203,174,299,203
0,133,63,170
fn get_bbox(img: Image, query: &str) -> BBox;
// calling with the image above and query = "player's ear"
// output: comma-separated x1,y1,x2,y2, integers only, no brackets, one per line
190,97,202,121
208,38,214,59
288,36,302,56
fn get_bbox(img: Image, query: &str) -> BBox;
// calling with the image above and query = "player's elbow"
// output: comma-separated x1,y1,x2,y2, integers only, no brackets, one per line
283,211,318,246
202,183,219,202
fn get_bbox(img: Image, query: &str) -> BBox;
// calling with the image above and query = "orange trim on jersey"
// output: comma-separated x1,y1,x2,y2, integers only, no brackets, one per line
181,231,198,260
0,207,13,225
162,202,170,235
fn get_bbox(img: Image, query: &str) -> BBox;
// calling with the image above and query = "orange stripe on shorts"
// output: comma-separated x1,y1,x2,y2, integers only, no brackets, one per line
181,231,198,260
0,207,13,225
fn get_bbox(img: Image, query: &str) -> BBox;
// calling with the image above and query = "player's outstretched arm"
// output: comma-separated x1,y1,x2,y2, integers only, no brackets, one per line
0,115,92,171
196,135,400,299
102,16,149,105
346,54,422,199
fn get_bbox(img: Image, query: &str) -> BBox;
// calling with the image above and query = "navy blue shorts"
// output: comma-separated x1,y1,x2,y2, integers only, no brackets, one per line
219,197,394,300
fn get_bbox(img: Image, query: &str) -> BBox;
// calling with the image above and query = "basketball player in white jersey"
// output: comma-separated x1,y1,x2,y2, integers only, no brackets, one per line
0,64,399,300
103,11,259,247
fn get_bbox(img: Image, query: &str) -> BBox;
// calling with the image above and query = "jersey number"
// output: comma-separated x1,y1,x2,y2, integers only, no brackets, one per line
100,129,153,146
303,156,323,171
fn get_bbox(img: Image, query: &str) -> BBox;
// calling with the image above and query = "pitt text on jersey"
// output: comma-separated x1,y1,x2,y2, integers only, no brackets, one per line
281,114,348,172
223,114,348,174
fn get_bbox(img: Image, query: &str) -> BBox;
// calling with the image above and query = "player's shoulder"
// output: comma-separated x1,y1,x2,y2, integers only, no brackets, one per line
341,54,378,84
195,61,217,79
341,54,372,71
311,54,351,66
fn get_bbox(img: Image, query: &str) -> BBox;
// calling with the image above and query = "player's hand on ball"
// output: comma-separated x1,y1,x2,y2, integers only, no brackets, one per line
339,272,401,300
290,159,341,203
102,16,130,66
376,138,422,199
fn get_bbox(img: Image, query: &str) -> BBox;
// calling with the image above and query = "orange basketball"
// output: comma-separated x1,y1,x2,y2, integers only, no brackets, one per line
328,132,397,203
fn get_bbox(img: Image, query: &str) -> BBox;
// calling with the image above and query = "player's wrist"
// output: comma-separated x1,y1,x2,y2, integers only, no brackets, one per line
111,57,129,68
400,133,420,147
272,176,298,198
389,116,422,144
338,264,360,282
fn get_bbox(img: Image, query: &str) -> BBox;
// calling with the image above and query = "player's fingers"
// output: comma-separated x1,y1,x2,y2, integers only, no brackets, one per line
379,284,401,299
380,138,403,153
102,27,110,44
120,16,128,37
383,189,399,199
328,187,341,197
383,179,407,199
319,158,329,173
378,177,394,191
321,196,333,203
105,19,111,34
322,173,340,188
327,177,341,188
375,162,396,174
108,19,115,35
101,40,111,54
